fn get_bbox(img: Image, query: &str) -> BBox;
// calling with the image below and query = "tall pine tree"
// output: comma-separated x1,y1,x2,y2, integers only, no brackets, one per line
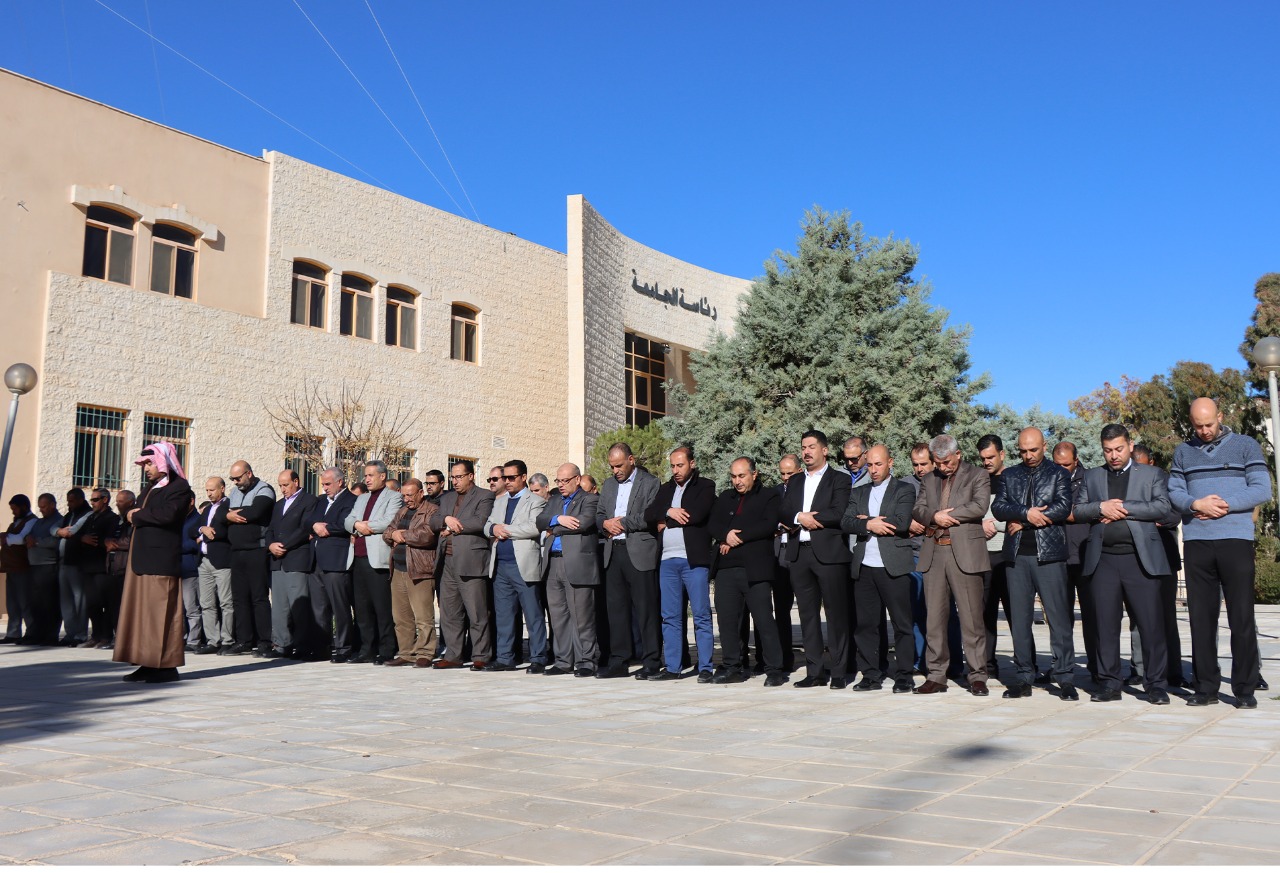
663,208,987,484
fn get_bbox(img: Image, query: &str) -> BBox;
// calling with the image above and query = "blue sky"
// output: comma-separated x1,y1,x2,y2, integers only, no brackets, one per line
3,1,1278,414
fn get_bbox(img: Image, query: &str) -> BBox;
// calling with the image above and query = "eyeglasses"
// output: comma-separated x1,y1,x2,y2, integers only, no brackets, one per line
449,474,471,481
487,477,500,483
842,455,862,466
553,476,580,485
502,474,520,481
423,480,442,487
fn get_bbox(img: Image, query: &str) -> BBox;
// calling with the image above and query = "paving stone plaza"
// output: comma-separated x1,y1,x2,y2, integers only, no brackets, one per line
1,607,1278,866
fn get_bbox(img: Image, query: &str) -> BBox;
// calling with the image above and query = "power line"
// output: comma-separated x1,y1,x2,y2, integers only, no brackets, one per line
364,0,479,222
89,0,389,189
142,0,167,124
290,0,469,218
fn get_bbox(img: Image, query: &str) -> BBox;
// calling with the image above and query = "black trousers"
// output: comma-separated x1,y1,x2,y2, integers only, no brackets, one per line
310,569,357,656
231,548,270,646
26,565,62,644
352,556,395,659
983,559,1026,675
84,571,112,641
789,544,849,679
716,566,783,674
1184,539,1259,696
603,541,662,672
854,566,915,683
1068,563,1099,680
1093,551,1167,691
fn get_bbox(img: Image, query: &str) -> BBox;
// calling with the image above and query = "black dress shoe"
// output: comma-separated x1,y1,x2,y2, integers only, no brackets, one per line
194,643,221,655
1002,684,1032,698
1033,671,1052,686
145,667,181,683
650,669,681,681
1257,677,1270,692
596,665,629,679
347,655,371,664
484,662,516,672
764,674,788,687
1186,692,1219,706
696,670,714,684
853,677,883,692
894,679,916,694
793,675,828,688
372,656,387,666
1090,688,1121,702
633,668,658,680
122,667,150,682
222,642,253,655
573,667,594,678
713,670,748,684
263,648,285,659
525,662,545,674
543,666,571,676
1059,684,1079,701
829,677,848,689
1147,688,1170,705
1235,694,1258,709
330,654,350,664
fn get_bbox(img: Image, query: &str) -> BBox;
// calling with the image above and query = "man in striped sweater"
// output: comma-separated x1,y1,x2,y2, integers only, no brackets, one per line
1168,397,1271,709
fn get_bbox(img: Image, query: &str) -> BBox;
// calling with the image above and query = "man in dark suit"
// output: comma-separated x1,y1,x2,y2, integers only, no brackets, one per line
1132,444,1189,688
710,456,786,685
778,429,852,688
596,443,663,679
74,487,121,647
430,460,495,669
264,469,318,658
307,467,358,662
194,477,233,654
842,445,918,693
912,433,992,696
225,460,276,655
645,446,717,682
1074,425,1174,704
537,463,601,677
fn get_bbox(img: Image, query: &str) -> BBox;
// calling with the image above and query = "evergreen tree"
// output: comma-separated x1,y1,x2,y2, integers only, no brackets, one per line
1240,272,1280,395
663,208,987,486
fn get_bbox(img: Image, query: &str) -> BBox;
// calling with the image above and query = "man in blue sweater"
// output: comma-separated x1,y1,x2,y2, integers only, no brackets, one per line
1168,397,1271,708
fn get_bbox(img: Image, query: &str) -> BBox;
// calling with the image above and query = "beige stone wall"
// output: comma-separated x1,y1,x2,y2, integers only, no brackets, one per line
567,195,751,460
0,70,269,500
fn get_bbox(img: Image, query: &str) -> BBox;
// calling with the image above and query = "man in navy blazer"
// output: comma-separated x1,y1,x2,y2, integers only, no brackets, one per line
1073,424,1174,705
264,470,318,658
307,467,358,662
778,430,853,688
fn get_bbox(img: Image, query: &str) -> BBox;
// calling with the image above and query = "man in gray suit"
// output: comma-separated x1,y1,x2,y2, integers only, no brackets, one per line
537,463,601,677
344,460,404,664
597,443,662,679
483,460,548,673
842,445,918,694
431,460,496,669
1073,424,1174,705
912,434,992,696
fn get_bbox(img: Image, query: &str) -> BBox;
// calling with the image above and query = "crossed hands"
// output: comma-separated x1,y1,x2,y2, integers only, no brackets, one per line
1192,495,1229,520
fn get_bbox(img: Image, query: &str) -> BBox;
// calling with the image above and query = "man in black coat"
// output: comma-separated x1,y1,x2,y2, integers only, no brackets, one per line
225,460,276,655
709,457,786,685
264,469,318,658
644,446,717,682
75,488,120,647
307,466,359,662
842,445,918,693
778,430,853,688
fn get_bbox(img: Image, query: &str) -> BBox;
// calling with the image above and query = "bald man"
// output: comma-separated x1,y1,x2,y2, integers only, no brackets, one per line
537,463,601,676
992,428,1076,700
1168,397,1271,708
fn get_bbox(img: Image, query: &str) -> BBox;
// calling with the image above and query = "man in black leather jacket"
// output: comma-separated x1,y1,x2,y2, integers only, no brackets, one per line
992,428,1077,700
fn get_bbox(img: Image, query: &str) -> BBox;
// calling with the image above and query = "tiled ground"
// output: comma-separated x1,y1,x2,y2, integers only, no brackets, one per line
0,606,1277,865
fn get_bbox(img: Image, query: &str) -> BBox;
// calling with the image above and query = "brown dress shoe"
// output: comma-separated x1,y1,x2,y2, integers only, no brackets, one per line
914,679,949,694
384,658,411,666
433,660,465,669
413,658,433,668
969,680,989,696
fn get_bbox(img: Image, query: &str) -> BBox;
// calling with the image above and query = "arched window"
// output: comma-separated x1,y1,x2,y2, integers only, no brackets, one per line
450,303,479,364
82,205,135,286
149,223,198,299
340,273,374,340
291,261,327,329
385,286,417,350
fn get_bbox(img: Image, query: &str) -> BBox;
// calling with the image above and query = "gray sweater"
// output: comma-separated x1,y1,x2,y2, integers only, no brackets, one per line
1169,426,1271,542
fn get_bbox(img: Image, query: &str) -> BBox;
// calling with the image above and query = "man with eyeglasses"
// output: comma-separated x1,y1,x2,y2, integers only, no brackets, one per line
74,488,121,647
842,436,871,490
421,470,446,506
537,464,601,677
430,460,495,669
484,460,548,672
486,466,505,496
224,461,276,655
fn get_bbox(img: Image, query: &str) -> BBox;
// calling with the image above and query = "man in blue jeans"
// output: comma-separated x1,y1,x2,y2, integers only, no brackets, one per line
644,447,717,682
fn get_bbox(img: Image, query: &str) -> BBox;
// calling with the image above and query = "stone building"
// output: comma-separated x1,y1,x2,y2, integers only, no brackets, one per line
0,68,750,511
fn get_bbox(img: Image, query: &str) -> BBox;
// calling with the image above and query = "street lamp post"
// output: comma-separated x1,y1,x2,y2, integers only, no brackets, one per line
1251,337,1280,533
0,363,38,502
